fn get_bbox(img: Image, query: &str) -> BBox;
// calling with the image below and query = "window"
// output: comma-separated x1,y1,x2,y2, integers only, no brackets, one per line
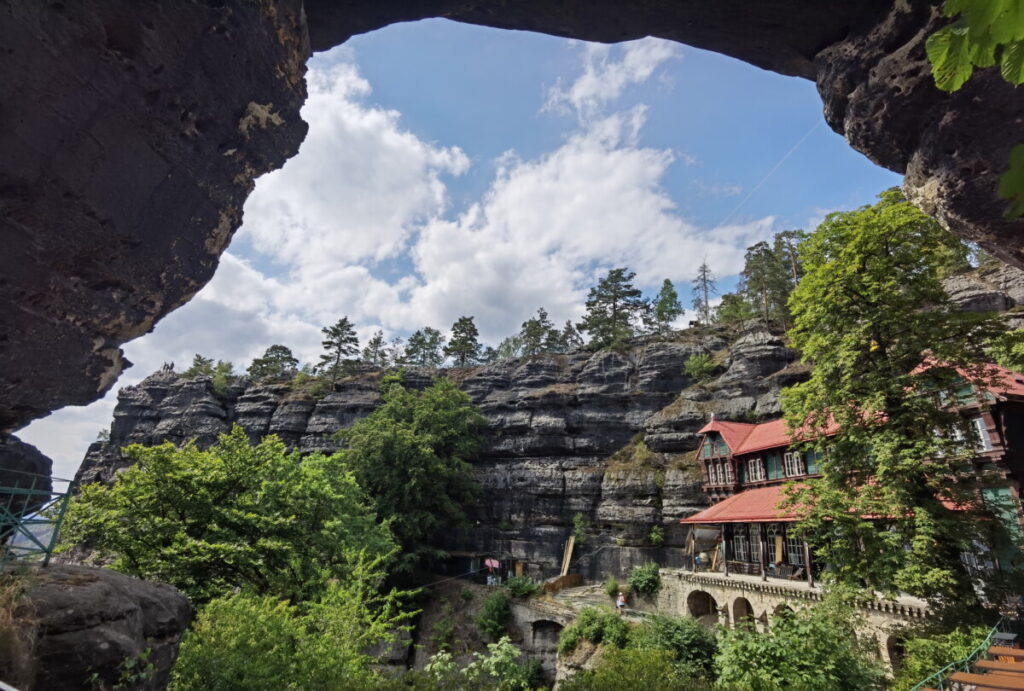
767,454,783,480
785,534,805,566
747,457,766,482
972,417,993,452
702,441,711,458
733,527,750,562
723,462,734,483
706,463,716,484
783,451,805,477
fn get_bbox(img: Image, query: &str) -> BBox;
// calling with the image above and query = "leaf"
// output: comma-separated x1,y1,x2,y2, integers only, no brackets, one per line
998,143,1024,217
1000,38,1024,83
926,24,976,91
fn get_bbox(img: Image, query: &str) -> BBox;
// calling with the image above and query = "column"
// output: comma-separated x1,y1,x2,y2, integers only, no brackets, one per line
723,524,731,577
803,541,814,587
758,523,767,582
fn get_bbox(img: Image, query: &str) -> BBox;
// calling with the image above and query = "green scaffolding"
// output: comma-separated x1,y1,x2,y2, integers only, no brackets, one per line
0,469,75,567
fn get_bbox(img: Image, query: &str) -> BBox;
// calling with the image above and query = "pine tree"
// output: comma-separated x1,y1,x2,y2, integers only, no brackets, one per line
691,260,717,325
317,317,359,384
386,337,405,367
652,279,684,334
520,308,556,357
444,316,482,367
362,330,388,368
554,320,584,352
247,345,299,381
494,335,524,361
578,268,646,349
404,327,446,367
183,354,215,378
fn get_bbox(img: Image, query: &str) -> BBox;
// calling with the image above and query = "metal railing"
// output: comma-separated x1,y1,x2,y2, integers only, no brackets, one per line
910,615,1019,690
0,469,75,567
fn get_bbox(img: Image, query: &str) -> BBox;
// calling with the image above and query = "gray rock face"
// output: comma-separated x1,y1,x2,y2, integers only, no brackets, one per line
77,330,803,579
2,0,1022,442
14,564,191,691
943,264,1024,328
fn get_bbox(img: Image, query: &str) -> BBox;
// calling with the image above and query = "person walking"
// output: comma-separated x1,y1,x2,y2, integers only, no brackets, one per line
616,591,626,615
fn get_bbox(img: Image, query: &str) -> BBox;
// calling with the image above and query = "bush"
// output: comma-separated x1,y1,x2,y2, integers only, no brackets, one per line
476,592,511,640
560,648,713,691
423,636,540,691
648,525,665,546
604,576,620,599
627,614,717,681
890,626,989,691
573,512,589,547
715,602,886,690
460,586,474,602
505,576,539,599
684,353,716,383
628,563,662,596
558,607,630,655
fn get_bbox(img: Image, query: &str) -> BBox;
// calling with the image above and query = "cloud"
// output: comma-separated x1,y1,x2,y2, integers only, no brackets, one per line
695,181,744,198
545,38,681,121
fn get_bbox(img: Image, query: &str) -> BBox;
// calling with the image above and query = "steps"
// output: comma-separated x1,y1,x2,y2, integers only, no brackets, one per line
944,643,1024,690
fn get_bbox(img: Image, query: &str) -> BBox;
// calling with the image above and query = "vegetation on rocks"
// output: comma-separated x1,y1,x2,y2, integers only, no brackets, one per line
627,562,662,596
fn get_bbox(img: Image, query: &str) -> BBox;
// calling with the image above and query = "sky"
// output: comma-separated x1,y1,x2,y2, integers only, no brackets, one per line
21,19,902,479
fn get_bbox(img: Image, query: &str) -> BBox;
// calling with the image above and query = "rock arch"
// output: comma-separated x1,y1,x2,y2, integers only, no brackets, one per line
1,0,1022,435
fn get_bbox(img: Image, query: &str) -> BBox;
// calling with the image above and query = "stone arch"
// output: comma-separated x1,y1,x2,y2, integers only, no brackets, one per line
885,634,907,670
686,590,719,627
773,603,794,618
531,619,563,648
732,597,755,629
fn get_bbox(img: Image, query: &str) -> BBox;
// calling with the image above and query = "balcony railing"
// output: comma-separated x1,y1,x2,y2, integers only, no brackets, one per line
0,469,75,567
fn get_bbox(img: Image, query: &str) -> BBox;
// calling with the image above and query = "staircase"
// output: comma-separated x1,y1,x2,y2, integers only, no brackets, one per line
915,620,1023,691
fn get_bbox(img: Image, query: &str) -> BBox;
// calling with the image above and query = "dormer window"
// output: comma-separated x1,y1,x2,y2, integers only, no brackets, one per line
783,451,805,477
747,457,766,482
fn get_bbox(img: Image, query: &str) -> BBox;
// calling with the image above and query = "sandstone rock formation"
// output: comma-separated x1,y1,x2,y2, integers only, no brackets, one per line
75,329,800,579
2,0,1022,444
7,564,191,691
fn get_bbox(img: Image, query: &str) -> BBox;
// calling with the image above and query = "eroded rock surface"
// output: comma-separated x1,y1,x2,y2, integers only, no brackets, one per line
76,330,801,579
1,0,1022,440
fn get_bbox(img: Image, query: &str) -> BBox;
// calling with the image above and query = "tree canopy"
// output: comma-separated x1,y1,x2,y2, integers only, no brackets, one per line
444,316,482,367
247,345,299,381
579,268,646,348
317,317,360,383
651,279,683,334
404,327,446,367
60,426,395,603
691,261,717,325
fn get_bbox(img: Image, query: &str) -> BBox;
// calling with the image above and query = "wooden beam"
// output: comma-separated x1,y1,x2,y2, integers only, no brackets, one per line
723,524,731,577
758,523,767,581
803,541,814,587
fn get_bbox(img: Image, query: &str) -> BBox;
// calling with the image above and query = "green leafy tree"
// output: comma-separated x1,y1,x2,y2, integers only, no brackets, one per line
403,327,446,367
475,591,511,640
925,1,1024,215
494,335,524,361
713,292,756,324
340,375,485,570
782,188,1010,604
183,354,215,378
890,625,990,691
211,360,234,396
716,602,886,690
558,607,630,656
741,240,792,328
683,352,716,383
445,316,482,367
247,345,299,381
651,278,684,334
627,562,662,595
579,267,647,348
60,426,395,603
989,328,1024,371
627,614,717,682
362,330,389,368
520,307,557,357
555,320,584,352
691,260,717,325
317,317,360,384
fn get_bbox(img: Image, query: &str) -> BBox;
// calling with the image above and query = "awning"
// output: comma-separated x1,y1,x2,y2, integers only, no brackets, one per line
680,484,800,524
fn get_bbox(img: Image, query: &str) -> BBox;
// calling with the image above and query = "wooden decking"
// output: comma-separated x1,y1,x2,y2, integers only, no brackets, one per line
922,643,1024,691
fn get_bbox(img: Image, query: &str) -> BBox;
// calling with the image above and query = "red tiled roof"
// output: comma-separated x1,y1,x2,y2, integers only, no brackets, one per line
982,362,1024,399
679,485,800,524
697,420,757,452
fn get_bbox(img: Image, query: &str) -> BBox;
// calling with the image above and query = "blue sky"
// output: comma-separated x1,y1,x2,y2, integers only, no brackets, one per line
23,19,901,477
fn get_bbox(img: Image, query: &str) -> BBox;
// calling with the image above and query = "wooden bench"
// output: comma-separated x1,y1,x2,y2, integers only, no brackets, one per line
950,671,1024,690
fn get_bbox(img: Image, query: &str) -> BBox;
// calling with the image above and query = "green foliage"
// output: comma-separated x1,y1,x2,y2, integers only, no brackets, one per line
556,320,585,352
603,576,620,599
714,292,756,324
403,327,446,367
561,648,711,691
171,557,416,691
182,354,215,378
715,602,886,690
424,636,540,691
430,607,456,653
182,356,234,395
652,278,684,333
504,576,538,599
362,330,389,368
1001,144,1024,217
461,586,474,602
627,562,662,596
579,267,647,348
889,625,989,691
648,524,665,546
61,426,395,603
210,360,233,396
520,307,557,357
684,352,716,383
781,188,1007,603
340,376,485,570
558,607,630,655
246,344,299,381
445,316,482,366
627,614,718,682
317,316,360,384
475,591,510,640
989,328,1024,371
691,260,717,324
572,511,589,547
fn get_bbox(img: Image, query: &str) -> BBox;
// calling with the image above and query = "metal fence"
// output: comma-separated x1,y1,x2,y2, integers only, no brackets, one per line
910,615,1021,690
0,469,75,567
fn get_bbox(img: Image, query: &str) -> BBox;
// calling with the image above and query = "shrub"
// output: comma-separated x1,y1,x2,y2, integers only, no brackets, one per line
684,353,716,383
558,607,630,655
560,648,712,691
648,525,665,546
460,587,474,602
505,576,539,599
0,573,35,690
572,512,589,546
430,606,456,653
890,626,989,691
627,614,717,681
423,636,540,691
476,592,511,640
604,576,620,599
628,563,662,596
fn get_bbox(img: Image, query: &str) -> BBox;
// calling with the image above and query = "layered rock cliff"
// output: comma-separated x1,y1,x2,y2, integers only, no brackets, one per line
75,327,801,579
